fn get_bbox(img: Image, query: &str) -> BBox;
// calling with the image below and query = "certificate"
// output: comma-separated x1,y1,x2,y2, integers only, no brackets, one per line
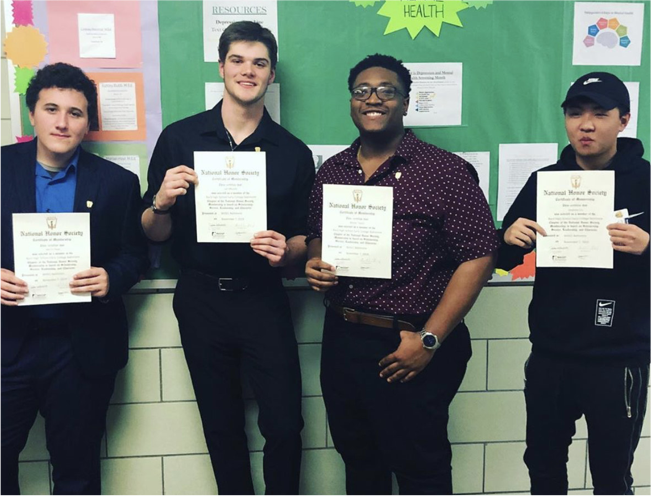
322,184,393,279
536,171,614,269
12,213,91,306
194,151,267,243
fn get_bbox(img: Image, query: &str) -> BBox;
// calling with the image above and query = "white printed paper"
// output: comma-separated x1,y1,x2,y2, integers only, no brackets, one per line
13,213,91,306
78,13,116,59
308,145,348,171
404,63,462,126
572,2,645,66
194,151,267,243
322,185,393,279
99,82,138,131
619,82,639,138
497,143,559,221
205,82,280,124
104,155,140,180
453,151,490,201
536,171,614,269
203,0,278,63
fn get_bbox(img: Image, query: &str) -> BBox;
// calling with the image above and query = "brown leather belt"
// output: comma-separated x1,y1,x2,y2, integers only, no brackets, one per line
327,303,416,332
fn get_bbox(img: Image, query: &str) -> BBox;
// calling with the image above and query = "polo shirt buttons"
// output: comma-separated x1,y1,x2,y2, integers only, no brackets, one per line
358,170,362,174
349,284,354,289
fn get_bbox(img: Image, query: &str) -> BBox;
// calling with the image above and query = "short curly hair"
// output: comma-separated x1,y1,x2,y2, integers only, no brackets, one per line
347,54,412,96
25,63,98,128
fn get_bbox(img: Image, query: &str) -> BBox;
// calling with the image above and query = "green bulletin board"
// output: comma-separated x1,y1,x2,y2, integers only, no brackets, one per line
6,0,650,280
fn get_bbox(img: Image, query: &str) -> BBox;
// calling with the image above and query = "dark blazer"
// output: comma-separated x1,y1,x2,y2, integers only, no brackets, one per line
1,140,149,377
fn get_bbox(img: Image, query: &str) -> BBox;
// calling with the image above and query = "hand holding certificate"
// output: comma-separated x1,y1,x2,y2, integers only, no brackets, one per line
194,151,267,243
536,171,614,269
322,185,393,279
12,213,91,305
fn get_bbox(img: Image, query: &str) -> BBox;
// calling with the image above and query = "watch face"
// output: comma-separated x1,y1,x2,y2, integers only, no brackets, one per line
423,334,437,348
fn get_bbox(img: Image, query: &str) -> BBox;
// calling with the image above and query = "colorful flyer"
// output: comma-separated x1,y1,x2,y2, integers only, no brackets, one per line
572,2,645,66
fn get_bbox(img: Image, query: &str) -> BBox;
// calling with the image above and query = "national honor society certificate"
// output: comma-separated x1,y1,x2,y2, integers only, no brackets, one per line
194,151,267,243
322,184,393,279
12,213,91,305
536,170,614,269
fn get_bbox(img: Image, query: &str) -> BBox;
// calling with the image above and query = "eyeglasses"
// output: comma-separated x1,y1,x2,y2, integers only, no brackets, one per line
350,85,405,102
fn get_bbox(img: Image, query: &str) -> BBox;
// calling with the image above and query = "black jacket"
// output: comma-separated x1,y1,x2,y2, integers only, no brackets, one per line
497,138,650,366
1,140,150,377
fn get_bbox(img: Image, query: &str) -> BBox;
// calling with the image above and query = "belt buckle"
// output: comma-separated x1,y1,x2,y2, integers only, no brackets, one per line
218,278,234,292
342,307,356,322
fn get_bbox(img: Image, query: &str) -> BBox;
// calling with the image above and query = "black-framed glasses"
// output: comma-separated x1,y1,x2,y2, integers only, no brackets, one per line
350,85,405,102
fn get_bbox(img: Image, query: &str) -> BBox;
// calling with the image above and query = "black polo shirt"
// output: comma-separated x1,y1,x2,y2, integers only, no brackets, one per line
144,101,315,278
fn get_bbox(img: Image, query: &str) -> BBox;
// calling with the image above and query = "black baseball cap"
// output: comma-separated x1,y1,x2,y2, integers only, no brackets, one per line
561,72,630,111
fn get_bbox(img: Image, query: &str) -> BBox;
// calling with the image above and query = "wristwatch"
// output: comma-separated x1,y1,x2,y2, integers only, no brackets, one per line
420,329,441,351
151,194,170,215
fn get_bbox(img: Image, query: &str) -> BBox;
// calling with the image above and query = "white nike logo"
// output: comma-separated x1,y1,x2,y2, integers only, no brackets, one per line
598,301,613,307
583,78,602,85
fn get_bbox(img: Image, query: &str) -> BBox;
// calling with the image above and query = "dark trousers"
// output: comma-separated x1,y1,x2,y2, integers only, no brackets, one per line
1,327,116,495
321,309,471,495
524,353,649,495
173,272,304,495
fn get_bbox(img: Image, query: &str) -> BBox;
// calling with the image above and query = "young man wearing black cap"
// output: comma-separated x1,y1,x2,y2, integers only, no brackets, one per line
498,72,649,494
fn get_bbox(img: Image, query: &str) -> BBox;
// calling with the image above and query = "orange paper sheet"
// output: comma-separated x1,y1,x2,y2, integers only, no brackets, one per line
86,72,146,142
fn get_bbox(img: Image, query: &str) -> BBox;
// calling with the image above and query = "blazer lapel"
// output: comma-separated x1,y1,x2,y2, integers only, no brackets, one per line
74,147,100,214
15,139,38,213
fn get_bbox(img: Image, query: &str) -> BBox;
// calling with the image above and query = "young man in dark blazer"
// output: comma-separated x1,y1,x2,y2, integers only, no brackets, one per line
1,63,149,494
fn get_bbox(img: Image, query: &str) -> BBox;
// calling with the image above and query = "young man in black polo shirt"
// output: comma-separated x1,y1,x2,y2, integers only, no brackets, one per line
498,72,649,494
142,21,314,495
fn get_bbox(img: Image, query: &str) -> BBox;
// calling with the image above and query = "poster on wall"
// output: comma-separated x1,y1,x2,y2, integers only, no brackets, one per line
404,63,462,126
572,2,645,66
453,151,490,201
497,143,559,221
619,82,640,139
203,0,278,63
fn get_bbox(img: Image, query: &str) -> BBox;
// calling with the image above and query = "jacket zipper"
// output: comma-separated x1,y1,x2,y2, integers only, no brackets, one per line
624,367,634,419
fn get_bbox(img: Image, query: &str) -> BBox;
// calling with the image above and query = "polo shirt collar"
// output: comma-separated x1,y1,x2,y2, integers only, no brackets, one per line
335,129,416,170
200,99,281,147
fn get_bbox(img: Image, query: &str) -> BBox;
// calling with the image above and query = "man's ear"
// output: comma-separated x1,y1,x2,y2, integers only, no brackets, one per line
619,112,631,132
268,68,276,85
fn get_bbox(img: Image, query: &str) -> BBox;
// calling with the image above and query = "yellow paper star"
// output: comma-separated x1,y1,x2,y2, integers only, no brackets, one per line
352,0,377,7
378,0,469,38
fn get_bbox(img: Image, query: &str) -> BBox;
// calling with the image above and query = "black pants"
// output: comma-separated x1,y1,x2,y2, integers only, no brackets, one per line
321,309,471,495
173,272,304,495
1,327,116,495
524,353,649,495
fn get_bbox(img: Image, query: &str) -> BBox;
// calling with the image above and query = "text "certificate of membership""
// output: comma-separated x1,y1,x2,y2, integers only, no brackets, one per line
322,184,393,279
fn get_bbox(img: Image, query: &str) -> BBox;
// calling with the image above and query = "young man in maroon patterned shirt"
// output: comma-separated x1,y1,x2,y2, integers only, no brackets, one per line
305,54,499,494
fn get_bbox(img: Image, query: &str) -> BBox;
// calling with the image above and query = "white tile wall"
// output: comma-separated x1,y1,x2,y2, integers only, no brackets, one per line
101,457,163,495
11,287,651,495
